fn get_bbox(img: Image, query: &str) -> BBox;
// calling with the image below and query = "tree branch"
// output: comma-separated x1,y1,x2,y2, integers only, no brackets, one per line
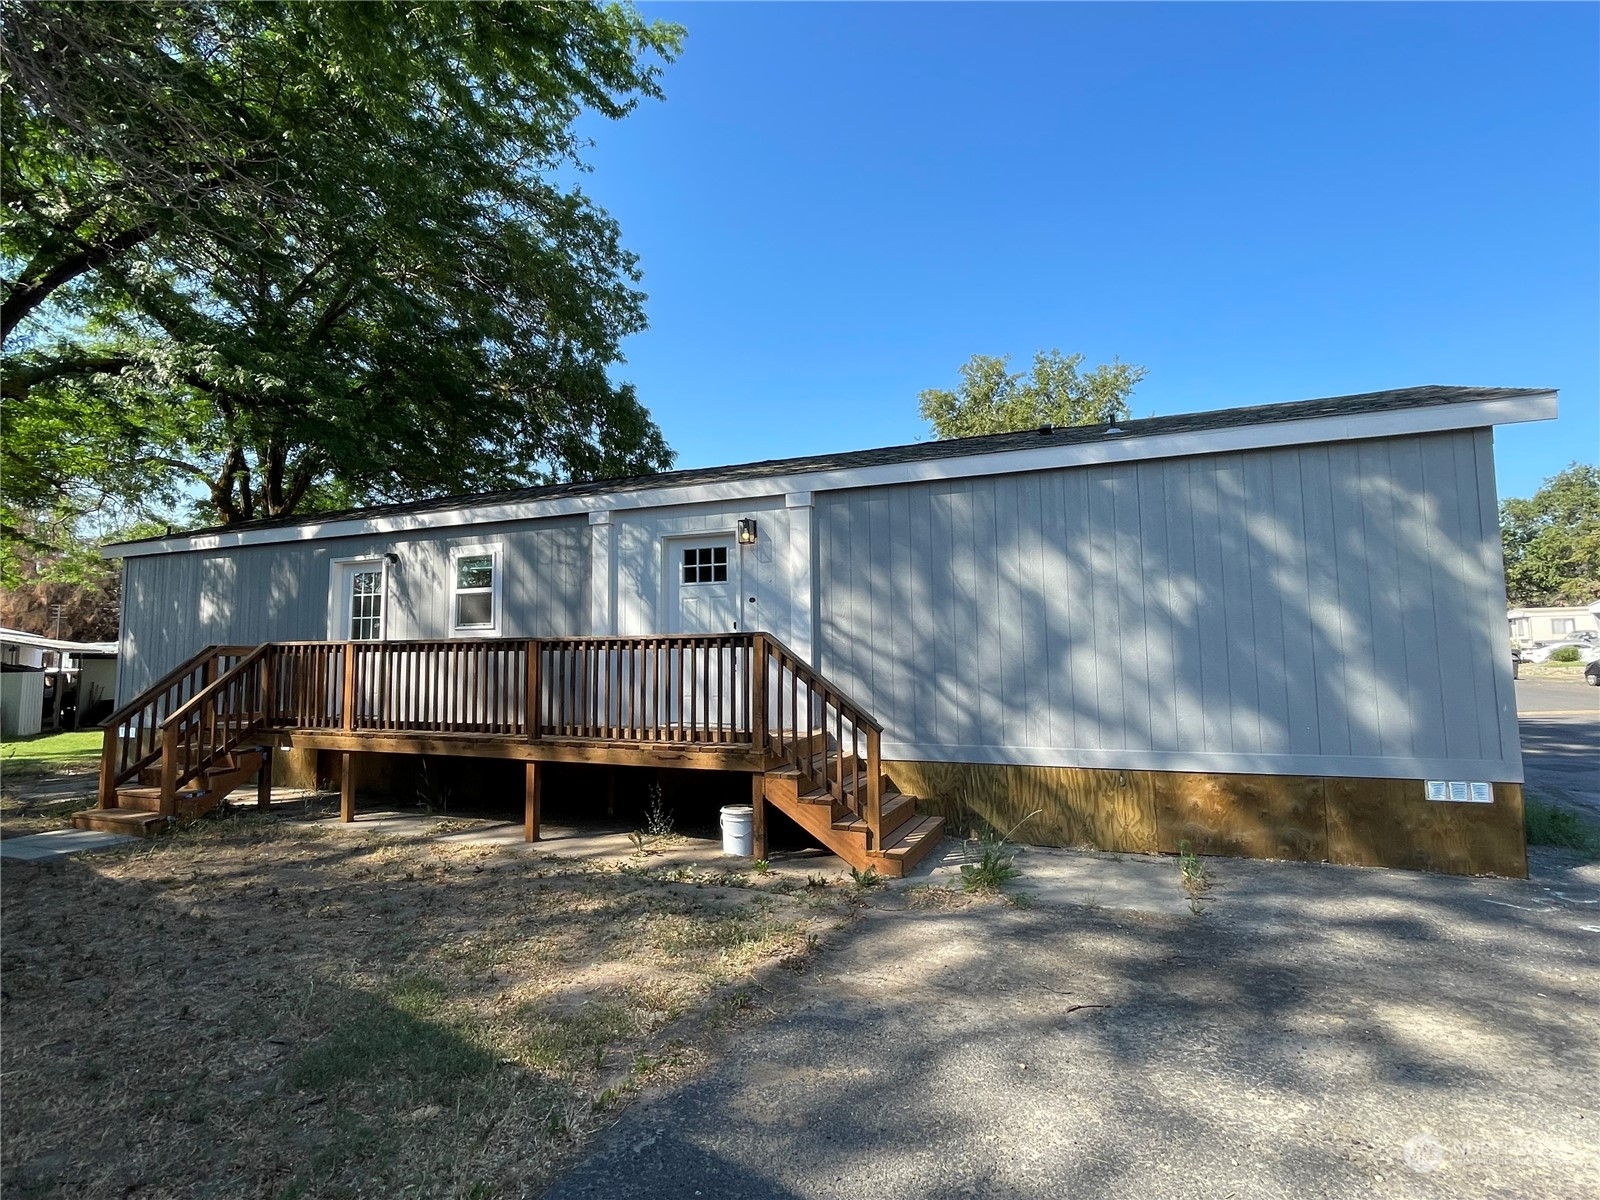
1,353,137,401
2,221,158,342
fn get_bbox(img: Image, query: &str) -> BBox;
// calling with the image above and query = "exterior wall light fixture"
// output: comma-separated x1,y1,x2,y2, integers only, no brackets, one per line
737,518,758,546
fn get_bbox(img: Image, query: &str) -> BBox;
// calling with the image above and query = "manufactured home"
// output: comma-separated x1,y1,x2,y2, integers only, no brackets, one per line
84,385,1554,877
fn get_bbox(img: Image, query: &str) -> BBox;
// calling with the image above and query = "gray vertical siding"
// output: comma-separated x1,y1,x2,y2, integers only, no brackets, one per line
814,429,1522,782
117,517,589,704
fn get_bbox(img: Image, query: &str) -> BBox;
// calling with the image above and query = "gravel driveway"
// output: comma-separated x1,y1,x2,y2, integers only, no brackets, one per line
544,846,1600,1199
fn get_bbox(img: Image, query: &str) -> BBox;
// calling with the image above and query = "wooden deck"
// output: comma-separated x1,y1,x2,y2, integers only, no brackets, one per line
77,634,944,875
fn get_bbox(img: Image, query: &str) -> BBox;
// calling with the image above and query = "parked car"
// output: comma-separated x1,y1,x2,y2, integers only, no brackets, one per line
1587,659,1600,687
1520,640,1600,664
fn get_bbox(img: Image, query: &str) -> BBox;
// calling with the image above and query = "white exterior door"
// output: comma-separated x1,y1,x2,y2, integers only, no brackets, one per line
668,537,742,732
672,538,741,633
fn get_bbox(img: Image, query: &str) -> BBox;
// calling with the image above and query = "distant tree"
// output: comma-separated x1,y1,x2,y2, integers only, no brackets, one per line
1501,464,1600,606
1,0,682,537
919,350,1147,439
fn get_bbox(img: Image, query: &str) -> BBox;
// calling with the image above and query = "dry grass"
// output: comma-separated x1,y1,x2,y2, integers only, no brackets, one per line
0,790,90,838
1,813,847,1199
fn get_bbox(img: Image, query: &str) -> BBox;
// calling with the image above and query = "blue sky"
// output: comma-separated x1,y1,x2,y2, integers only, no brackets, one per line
572,1,1597,502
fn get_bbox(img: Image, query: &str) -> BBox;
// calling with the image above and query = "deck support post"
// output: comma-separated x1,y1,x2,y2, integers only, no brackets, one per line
751,634,768,758
340,751,355,823
256,744,273,810
525,761,542,842
97,728,118,810
159,725,178,817
751,772,767,861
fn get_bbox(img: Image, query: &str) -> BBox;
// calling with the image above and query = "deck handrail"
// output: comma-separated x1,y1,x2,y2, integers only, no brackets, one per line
97,644,255,807
102,633,893,846
160,644,272,729
159,645,274,802
754,633,884,849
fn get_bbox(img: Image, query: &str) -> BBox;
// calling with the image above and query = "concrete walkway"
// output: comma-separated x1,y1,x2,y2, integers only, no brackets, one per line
0,829,137,861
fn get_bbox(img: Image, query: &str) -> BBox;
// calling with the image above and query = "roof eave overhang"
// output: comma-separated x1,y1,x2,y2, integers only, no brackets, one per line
103,390,1559,559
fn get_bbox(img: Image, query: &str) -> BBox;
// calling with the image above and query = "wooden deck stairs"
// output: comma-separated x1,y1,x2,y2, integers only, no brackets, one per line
77,634,944,875
761,752,944,878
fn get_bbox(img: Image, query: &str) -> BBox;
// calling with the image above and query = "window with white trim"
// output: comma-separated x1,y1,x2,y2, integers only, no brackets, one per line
451,547,500,632
1552,618,1576,635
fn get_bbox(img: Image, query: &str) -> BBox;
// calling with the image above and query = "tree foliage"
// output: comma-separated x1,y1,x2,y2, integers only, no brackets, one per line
919,350,1147,439
1501,463,1600,607
1,0,682,541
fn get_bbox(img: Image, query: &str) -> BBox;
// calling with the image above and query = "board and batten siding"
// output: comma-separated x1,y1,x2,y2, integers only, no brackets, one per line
117,516,589,705
814,428,1521,783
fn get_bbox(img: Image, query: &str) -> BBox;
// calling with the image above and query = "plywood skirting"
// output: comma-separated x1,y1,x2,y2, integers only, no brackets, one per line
885,759,1527,878
884,761,1160,854
1157,772,1329,863
1325,779,1526,877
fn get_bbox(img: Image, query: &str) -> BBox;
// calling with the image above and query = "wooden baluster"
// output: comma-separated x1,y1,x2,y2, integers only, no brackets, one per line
838,700,851,803
629,640,639,741
527,640,541,739
652,640,662,741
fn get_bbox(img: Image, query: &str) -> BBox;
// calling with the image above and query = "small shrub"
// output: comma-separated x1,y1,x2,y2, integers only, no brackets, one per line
751,858,771,874
960,844,1021,892
958,809,1039,893
1525,799,1600,857
1548,646,1582,663
643,782,675,838
1178,839,1212,914
849,865,882,889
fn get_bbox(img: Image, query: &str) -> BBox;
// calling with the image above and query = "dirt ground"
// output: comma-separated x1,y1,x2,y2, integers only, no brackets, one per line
0,810,858,1200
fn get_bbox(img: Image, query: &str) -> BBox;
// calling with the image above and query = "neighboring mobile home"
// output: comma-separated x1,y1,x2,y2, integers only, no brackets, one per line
94,386,1554,876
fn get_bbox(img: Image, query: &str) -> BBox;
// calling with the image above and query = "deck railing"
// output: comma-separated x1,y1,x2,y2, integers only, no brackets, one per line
97,644,255,807
103,632,887,844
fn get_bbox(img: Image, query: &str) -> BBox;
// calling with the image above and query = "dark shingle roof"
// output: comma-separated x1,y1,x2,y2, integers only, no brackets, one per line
121,385,1550,545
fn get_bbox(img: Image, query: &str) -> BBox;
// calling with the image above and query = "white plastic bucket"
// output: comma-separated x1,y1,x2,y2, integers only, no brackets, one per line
719,804,754,857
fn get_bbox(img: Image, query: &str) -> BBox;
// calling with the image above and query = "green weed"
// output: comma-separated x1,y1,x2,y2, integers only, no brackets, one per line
1525,798,1600,857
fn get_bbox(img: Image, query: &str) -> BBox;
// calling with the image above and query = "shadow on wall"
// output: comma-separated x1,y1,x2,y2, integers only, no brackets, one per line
818,431,1521,875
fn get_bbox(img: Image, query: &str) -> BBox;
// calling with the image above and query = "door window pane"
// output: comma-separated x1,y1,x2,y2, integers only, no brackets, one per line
681,545,728,584
349,569,383,640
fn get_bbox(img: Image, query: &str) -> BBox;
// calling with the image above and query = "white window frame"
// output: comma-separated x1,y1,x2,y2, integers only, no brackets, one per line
450,544,502,636
1551,617,1576,636
327,556,390,642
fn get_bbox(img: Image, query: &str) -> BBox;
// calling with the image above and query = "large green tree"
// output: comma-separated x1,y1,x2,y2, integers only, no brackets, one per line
1501,463,1600,607
2,0,681,540
919,349,1147,439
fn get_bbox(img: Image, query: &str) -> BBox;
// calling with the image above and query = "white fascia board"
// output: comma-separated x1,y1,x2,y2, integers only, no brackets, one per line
104,391,1557,558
